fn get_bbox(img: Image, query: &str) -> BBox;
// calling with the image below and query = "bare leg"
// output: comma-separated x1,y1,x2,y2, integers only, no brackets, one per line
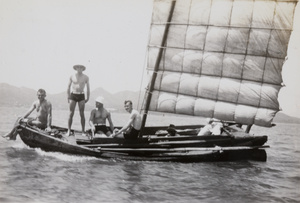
29,118,47,129
78,100,86,135
2,117,22,140
67,100,76,136
112,129,124,138
113,133,124,138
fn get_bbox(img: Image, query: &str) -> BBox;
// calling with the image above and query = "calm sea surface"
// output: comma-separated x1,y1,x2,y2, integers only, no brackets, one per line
0,106,299,203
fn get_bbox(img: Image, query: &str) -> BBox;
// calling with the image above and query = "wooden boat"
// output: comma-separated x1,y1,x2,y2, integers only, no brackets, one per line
17,122,268,162
4,0,298,162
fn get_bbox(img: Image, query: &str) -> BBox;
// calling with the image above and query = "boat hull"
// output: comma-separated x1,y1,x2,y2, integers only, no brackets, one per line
17,124,268,162
98,148,267,162
18,125,102,158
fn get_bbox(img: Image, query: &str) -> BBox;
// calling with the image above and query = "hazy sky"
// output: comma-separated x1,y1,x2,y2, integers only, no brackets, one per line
0,0,299,118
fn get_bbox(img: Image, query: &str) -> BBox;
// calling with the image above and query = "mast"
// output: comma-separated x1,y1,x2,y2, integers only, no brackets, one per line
139,0,177,137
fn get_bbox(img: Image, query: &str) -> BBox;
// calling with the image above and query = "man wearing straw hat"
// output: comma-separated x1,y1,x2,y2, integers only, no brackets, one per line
88,96,114,137
66,65,90,136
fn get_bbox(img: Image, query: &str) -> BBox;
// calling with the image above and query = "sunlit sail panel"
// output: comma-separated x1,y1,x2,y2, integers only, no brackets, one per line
183,50,203,74
217,78,240,103
164,48,184,71
222,54,244,78
247,29,270,56
243,56,265,82
230,1,253,27
225,28,249,54
145,0,298,127
268,30,292,58
264,58,283,84
252,1,275,28
178,73,199,95
201,52,223,75
205,27,228,52
185,26,207,50
176,95,196,115
209,0,232,26
189,0,211,24
274,2,295,29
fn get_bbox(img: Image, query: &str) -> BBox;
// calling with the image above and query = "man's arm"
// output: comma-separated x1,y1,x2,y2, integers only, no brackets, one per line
23,102,36,119
88,110,95,131
67,76,72,103
46,102,52,131
107,112,114,132
114,114,135,136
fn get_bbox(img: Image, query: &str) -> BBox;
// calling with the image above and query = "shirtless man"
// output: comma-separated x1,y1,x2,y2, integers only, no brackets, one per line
112,100,142,139
2,89,52,140
67,65,90,136
23,89,52,131
89,96,114,137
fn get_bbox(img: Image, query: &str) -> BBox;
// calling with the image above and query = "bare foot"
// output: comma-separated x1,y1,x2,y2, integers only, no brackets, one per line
65,130,72,136
2,132,10,139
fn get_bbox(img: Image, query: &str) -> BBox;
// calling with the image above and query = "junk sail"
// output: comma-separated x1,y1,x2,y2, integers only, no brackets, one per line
143,0,298,127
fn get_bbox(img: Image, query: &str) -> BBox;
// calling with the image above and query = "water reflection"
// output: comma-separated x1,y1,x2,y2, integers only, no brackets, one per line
119,162,146,202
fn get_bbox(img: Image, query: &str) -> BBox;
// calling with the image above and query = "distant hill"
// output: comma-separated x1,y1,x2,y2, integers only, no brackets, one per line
1,83,299,124
0,83,144,112
273,112,300,124
0,83,37,107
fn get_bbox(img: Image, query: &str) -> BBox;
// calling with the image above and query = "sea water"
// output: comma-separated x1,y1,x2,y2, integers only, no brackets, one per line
0,106,299,203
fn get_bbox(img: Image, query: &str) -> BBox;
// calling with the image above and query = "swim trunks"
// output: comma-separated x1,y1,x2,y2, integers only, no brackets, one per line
70,93,85,102
124,127,140,139
95,125,110,134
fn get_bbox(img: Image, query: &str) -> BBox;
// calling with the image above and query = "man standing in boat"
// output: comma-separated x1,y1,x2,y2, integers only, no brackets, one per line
89,96,114,137
66,65,90,136
112,100,142,139
22,89,52,131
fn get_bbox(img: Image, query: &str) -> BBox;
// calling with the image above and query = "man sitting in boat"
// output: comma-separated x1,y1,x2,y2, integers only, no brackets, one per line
197,118,223,136
112,100,142,139
2,89,52,140
88,96,114,137
22,89,52,131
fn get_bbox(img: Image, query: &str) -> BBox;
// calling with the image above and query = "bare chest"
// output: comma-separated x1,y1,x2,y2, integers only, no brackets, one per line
72,74,86,84
94,110,109,119
35,101,48,113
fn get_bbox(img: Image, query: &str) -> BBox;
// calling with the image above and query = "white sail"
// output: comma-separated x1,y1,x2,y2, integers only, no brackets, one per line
144,0,298,127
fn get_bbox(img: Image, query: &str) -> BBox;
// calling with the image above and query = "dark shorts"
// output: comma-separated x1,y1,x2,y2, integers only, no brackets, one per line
70,93,85,102
124,127,140,139
95,125,110,134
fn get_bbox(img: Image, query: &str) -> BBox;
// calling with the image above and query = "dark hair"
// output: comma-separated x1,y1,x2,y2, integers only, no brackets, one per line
167,124,177,136
124,100,132,105
37,89,46,95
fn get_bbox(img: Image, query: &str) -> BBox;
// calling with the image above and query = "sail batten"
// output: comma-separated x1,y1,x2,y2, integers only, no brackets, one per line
144,0,298,127
149,90,281,111
151,23,295,31
147,69,284,87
